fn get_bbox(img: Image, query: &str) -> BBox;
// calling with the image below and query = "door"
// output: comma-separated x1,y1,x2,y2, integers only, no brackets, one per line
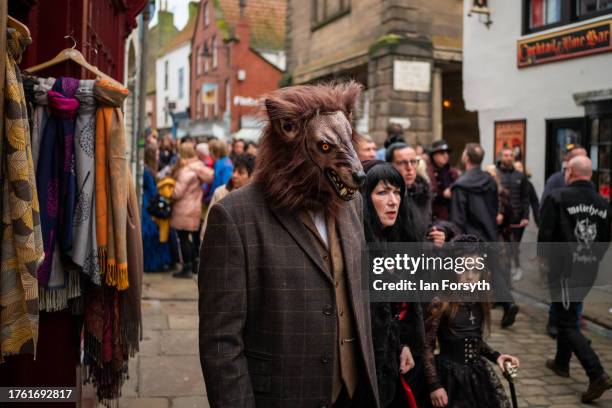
545,118,588,181
590,116,612,199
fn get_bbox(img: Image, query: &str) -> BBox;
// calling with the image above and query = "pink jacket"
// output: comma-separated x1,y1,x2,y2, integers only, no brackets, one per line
171,158,214,231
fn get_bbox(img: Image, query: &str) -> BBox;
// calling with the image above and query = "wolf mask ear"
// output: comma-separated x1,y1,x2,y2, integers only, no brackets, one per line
265,98,298,140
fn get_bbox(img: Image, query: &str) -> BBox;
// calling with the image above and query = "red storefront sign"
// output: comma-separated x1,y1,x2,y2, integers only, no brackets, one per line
517,19,612,68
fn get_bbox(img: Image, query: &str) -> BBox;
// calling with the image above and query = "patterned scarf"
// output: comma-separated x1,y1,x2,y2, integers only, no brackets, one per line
94,80,129,290
29,77,55,169
71,79,100,285
36,78,79,287
0,28,45,362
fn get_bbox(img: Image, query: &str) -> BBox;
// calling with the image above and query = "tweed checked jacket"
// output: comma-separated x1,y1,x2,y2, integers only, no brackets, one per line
198,182,380,408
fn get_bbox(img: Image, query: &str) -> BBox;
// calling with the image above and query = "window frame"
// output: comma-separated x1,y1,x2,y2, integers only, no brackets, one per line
311,0,351,31
164,60,169,91
178,67,184,99
522,0,612,35
204,1,210,27
212,36,218,69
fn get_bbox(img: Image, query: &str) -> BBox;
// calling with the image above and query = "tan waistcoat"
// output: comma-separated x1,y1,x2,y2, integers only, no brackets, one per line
300,212,359,402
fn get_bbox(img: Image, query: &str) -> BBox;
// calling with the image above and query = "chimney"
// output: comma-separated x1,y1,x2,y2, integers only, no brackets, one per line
236,0,250,47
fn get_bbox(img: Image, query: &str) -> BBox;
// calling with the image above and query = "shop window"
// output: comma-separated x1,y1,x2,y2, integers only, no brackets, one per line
578,0,612,16
196,90,201,118
312,0,351,30
528,0,562,30
524,0,612,34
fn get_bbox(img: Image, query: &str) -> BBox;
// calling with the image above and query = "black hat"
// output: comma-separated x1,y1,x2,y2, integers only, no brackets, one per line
430,139,451,155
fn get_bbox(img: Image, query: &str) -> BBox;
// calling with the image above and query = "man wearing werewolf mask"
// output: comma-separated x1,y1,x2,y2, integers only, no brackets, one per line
198,82,380,408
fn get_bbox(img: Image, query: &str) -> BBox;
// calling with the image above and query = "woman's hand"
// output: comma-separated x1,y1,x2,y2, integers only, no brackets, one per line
497,354,520,373
496,213,504,225
427,227,446,247
399,346,415,374
430,388,448,407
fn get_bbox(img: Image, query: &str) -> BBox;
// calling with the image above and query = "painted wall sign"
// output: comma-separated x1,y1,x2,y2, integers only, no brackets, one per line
202,83,218,105
517,19,612,68
393,60,431,92
494,120,526,164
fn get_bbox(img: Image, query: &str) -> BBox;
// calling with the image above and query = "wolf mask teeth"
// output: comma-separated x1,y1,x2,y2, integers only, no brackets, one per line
325,169,357,201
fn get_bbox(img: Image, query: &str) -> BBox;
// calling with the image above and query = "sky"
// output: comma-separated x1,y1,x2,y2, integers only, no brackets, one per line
149,0,195,31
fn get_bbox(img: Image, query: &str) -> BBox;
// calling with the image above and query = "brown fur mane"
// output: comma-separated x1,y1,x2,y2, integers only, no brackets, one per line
254,81,363,214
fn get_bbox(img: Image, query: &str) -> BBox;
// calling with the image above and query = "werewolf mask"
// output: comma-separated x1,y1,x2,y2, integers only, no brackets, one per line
254,81,366,214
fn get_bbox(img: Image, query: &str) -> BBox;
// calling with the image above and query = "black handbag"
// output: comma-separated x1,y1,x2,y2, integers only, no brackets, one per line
147,194,172,219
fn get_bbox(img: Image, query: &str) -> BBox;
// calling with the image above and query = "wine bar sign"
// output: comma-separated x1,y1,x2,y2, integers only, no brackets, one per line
517,19,612,68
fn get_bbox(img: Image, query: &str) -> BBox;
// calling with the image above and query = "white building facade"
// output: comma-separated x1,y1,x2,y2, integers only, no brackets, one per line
463,0,612,198
156,41,191,133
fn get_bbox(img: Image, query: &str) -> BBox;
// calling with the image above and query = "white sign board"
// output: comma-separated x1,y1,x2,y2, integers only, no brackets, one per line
393,60,431,93
389,117,411,129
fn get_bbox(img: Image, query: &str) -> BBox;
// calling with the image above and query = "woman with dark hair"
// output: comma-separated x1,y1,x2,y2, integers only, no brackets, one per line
424,235,519,408
362,160,426,408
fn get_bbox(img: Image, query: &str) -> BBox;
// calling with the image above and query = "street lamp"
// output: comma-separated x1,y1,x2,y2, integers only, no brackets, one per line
468,0,492,28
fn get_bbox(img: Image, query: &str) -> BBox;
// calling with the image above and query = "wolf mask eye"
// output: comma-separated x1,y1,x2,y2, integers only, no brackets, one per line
319,141,331,153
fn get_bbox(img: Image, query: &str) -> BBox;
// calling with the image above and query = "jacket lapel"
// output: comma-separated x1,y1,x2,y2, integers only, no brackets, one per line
270,206,333,282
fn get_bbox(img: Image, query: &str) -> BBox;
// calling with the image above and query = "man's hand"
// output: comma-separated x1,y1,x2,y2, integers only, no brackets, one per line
496,213,504,225
443,187,452,199
399,346,415,374
427,227,446,247
519,219,529,228
430,388,448,407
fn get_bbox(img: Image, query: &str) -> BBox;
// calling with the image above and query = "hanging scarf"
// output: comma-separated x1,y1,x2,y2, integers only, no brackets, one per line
71,79,101,285
30,77,55,169
123,170,143,355
0,28,45,362
36,78,80,286
94,80,129,290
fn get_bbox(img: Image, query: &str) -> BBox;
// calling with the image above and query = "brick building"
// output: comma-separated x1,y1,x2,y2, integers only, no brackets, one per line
189,0,286,140
286,0,479,156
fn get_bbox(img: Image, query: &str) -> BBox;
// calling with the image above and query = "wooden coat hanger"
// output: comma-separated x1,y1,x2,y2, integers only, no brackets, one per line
7,15,31,38
24,36,124,88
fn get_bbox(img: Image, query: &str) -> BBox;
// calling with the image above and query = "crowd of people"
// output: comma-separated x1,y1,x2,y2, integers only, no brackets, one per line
145,82,611,408
141,132,257,278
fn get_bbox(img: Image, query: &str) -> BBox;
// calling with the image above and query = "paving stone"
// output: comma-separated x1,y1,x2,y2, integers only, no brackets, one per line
142,299,163,315
122,357,139,397
139,356,205,397
171,396,210,408
525,396,551,405
161,330,199,356
168,314,199,330
139,330,161,357
160,300,198,315
118,397,168,408
143,313,169,330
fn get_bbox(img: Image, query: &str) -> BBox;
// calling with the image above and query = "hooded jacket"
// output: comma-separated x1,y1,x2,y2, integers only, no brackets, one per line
450,168,499,242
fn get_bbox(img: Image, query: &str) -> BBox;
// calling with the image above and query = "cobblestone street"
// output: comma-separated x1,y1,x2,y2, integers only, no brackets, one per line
114,272,612,408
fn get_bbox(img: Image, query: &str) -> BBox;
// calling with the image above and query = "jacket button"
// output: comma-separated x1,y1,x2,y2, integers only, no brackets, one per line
323,304,334,316
320,354,330,364
323,254,329,262
319,401,329,408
